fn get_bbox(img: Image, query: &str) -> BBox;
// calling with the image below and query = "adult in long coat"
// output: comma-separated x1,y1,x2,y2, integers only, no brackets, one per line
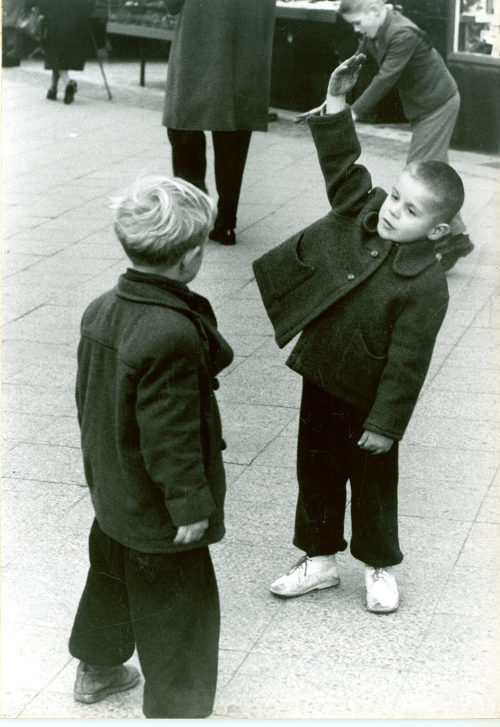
2,0,24,67
163,0,276,245
37,0,93,103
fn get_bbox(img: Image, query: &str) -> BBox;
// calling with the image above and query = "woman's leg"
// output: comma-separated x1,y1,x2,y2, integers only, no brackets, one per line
167,128,208,192
211,130,252,231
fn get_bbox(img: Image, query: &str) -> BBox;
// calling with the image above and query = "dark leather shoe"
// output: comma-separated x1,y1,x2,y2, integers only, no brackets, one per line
63,80,78,104
74,662,140,704
435,233,474,271
209,226,236,245
46,87,57,100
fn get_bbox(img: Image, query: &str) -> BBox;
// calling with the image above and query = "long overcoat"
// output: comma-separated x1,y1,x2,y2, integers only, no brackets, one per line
163,0,276,131
38,0,92,71
76,270,233,553
253,108,449,442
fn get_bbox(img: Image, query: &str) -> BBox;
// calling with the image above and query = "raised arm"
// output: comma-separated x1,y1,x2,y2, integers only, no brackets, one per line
307,54,374,217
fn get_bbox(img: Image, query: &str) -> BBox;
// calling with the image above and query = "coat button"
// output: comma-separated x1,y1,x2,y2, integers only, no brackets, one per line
347,273,355,280
370,250,379,257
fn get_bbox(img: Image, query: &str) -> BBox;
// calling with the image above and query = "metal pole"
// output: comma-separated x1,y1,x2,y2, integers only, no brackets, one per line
90,29,112,100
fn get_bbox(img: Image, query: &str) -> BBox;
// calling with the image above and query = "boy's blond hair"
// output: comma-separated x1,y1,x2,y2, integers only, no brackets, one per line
113,175,216,267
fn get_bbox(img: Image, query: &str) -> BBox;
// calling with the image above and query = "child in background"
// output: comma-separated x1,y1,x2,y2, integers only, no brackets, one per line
338,0,473,270
253,54,463,614
69,176,233,717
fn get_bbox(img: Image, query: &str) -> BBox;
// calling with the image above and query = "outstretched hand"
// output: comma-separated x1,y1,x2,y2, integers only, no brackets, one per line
327,54,365,97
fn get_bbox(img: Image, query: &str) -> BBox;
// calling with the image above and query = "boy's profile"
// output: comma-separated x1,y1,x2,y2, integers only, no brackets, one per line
68,175,233,718
335,0,473,270
253,54,463,614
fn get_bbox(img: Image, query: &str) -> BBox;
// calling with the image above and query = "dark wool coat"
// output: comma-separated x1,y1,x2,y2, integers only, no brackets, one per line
163,0,276,131
76,270,233,553
38,0,92,71
353,8,458,121
253,108,449,441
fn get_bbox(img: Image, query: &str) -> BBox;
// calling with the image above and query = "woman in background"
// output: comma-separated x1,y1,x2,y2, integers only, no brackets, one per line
163,0,276,245
38,0,93,103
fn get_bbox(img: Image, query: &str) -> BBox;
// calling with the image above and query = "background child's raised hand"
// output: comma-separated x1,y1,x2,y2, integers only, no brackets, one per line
327,54,365,97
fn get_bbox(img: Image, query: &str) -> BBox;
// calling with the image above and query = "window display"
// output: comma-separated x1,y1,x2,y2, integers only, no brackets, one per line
454,0,500,57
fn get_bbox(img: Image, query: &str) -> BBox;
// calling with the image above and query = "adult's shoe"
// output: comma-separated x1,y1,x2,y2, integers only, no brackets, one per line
270,554,340,597
64,80,78,105
209,226,236,246
364,565,399,613
435,232,474,271
74,662,140,704
46,87,57,101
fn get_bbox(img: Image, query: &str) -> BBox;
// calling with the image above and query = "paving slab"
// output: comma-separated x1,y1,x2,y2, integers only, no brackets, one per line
1,64,499,720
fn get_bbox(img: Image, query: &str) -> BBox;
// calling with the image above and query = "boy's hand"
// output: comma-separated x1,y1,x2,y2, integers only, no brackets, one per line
174,519,209,545
358,430,394,455
327,54,365,97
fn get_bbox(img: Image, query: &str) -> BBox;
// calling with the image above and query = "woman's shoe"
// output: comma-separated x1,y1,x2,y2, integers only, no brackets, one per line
63,80,78,105
46,87,57,100
209,227,236,246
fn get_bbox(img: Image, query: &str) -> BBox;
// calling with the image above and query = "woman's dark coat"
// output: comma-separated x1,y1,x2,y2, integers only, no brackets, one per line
38,0,92,71
253,108,449,442
163,0,276,131
76,270,233,553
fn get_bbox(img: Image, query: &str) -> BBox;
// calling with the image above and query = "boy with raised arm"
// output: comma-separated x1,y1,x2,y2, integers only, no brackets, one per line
253,55,464,613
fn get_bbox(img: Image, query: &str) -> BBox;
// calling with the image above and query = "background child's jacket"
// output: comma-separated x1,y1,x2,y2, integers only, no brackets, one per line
76,270,233,553
253,108,449,442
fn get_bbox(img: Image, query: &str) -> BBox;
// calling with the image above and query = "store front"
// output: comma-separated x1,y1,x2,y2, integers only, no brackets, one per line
104,0,499,154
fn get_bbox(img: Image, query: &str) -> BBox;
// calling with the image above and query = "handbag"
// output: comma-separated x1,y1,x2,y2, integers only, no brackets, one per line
16,7,43,42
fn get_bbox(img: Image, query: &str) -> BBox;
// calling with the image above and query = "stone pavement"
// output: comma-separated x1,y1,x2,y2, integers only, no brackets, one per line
1,59,499,720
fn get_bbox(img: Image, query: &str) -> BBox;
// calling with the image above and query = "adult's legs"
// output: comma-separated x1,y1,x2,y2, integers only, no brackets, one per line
167,128,207,192
69,519,135,666
212,130,252,230
294,380,350,557
125,547,220,719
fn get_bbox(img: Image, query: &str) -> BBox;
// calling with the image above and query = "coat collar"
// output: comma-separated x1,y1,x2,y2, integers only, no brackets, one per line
362,210,439,277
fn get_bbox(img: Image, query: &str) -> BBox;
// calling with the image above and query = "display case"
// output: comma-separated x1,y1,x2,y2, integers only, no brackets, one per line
452,0,500,61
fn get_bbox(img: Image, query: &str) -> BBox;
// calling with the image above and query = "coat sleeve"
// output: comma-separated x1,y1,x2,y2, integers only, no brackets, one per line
135,326,215,527
352,29,420,118
363,274,449,440
308,108,373,217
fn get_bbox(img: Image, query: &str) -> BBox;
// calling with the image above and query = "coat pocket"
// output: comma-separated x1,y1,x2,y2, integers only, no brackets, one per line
255,231,316,300
337,328,387,400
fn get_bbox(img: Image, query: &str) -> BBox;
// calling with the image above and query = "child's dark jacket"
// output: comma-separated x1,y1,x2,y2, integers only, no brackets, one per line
76,269,233,553
253,108,449,441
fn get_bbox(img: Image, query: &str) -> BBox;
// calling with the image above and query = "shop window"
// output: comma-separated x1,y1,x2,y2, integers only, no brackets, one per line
454,0,500,57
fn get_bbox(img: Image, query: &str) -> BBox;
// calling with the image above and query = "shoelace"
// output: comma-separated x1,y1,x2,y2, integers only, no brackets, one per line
287,555,310,576
372,568,387,581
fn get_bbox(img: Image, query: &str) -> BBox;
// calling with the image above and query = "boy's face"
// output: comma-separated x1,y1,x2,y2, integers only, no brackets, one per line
342,6,384,38
377,170,446,244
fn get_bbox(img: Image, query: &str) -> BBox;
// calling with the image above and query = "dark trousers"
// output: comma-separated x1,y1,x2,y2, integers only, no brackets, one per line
69,519,220,718
294,380,403,568
167,128,252,229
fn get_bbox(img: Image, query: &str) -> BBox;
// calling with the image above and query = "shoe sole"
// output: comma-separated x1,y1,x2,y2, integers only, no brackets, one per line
74,673,141,704
366,602,399,614
270,578,340,598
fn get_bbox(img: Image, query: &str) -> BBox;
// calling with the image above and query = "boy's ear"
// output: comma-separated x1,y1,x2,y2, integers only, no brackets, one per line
427,222,450,241
180,245,202,270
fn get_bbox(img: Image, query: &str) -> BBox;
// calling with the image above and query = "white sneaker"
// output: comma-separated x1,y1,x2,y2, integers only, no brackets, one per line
364,566,399,613
270,554,340,597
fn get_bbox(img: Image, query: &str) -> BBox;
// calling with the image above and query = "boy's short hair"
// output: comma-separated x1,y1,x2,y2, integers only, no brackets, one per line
405,160,465,223
113,175,216,267
339,0,382,15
